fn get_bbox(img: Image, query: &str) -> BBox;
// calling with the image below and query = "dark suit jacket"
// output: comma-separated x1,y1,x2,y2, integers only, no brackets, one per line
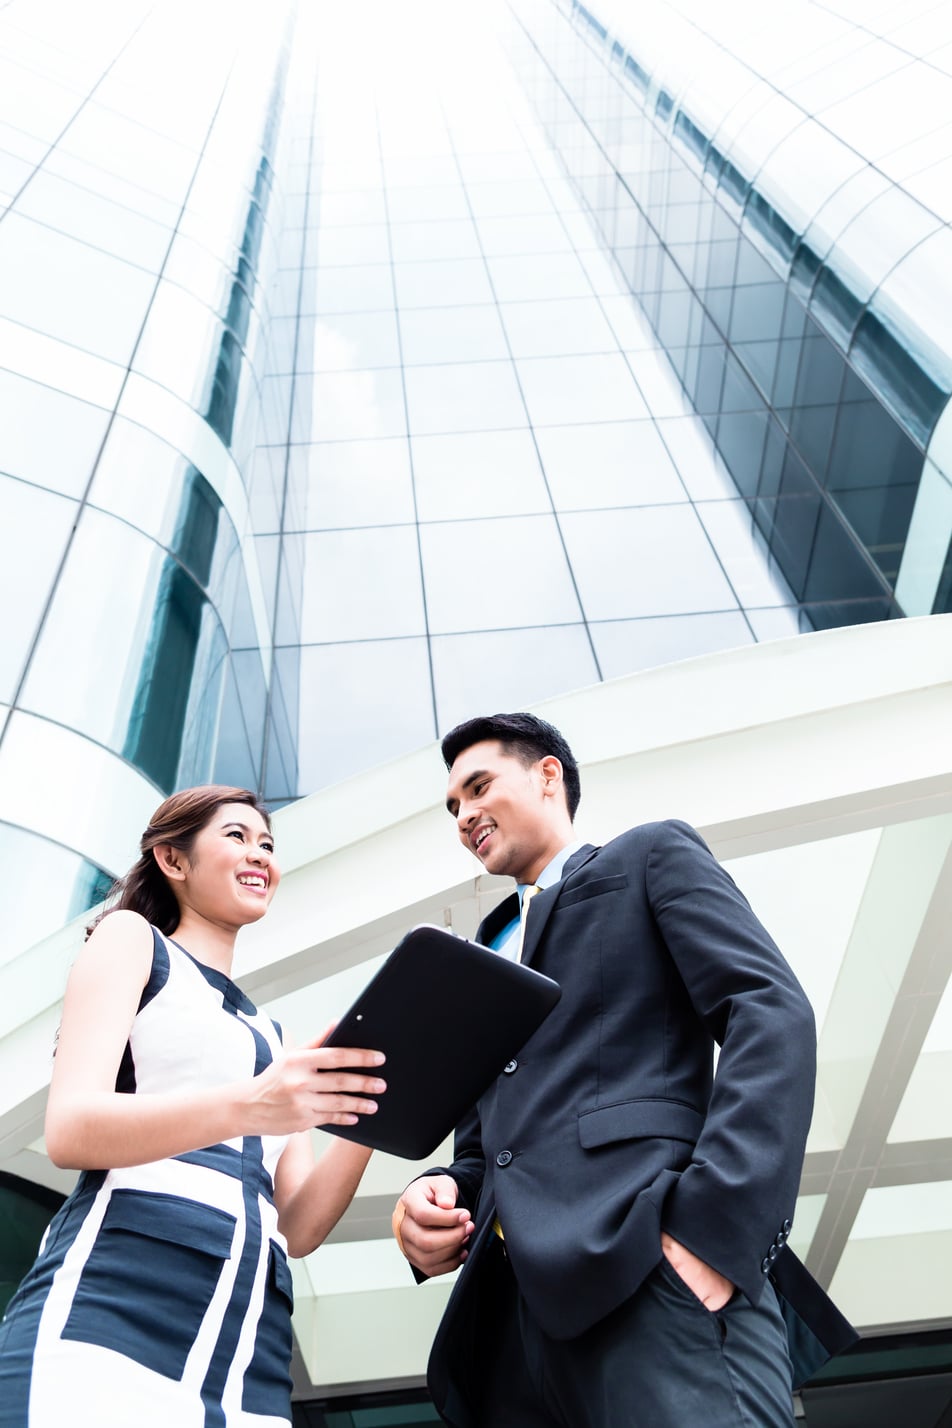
424,822,856,1418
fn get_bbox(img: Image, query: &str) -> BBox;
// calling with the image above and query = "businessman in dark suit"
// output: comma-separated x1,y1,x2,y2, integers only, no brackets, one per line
392,712,855,1427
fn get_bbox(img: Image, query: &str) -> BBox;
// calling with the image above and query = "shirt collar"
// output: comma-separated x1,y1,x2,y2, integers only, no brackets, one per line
517,839,584,904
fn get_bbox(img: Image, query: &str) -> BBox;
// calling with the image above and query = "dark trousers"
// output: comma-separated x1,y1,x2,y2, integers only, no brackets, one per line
457,1239,795,1428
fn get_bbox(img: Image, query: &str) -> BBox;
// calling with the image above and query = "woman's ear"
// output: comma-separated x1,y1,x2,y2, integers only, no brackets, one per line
153,843,187,883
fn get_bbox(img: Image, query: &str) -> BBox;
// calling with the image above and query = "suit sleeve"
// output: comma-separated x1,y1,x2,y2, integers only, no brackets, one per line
420,1103,485,1215
406,1103,486,1285
647,820,817,1307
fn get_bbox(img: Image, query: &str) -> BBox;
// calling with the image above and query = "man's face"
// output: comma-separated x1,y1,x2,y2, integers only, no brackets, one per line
445,740,554,885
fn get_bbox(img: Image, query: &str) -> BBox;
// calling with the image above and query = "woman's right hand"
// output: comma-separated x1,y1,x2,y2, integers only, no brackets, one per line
243,1038,386,1135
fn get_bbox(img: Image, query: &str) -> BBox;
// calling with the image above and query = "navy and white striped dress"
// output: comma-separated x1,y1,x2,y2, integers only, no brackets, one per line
0,928,295,1427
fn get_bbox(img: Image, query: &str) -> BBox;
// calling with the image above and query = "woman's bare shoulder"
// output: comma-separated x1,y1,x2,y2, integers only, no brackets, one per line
77,909,155,977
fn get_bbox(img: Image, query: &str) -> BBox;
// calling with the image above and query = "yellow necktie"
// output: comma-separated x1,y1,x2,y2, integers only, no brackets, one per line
516,884,542,963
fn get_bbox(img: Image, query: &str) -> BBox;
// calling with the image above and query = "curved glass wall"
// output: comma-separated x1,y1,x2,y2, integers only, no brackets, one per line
507,0,952,627
0,0,296,954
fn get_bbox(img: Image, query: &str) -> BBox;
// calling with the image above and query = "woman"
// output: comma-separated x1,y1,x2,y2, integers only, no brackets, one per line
0,785,386,1426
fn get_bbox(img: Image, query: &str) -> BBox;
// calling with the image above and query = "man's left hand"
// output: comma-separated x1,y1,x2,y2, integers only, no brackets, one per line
661,1231,735,1311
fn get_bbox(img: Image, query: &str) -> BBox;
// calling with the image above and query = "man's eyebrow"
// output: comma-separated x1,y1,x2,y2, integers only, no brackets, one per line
445,768,489,814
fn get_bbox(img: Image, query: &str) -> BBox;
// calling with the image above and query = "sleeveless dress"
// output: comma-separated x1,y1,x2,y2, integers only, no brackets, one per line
0,928,294,1427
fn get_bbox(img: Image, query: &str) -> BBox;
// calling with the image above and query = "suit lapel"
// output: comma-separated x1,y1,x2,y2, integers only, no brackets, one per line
477,890,520,949
521,843,599,967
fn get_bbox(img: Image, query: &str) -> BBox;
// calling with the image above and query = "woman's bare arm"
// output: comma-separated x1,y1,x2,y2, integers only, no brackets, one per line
273,1131,374,1258
45,912,385,1171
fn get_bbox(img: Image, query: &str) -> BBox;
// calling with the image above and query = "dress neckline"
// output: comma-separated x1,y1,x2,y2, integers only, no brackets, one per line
165,933,256,1015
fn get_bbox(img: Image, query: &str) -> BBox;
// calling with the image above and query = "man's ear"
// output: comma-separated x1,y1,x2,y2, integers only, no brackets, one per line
153,843,187,883
539,756,564,798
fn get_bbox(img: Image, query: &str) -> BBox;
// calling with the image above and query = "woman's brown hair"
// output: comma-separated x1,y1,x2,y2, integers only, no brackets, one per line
97,786,272,936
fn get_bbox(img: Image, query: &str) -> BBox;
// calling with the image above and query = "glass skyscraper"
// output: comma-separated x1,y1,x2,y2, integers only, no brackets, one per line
3,0,949,956
510,0,952,626
2,0,950,1421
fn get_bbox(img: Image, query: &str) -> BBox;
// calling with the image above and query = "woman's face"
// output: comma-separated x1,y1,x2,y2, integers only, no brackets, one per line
178,802,281,928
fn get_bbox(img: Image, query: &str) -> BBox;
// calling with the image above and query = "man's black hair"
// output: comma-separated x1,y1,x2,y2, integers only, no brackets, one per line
441,712,581,821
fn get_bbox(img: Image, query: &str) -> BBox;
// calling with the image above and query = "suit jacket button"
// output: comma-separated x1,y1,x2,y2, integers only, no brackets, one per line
768,1244,779,1263
782,1219,792,1235
503,1059,518,1075
496,1149,513,1167
761,1256,771,1273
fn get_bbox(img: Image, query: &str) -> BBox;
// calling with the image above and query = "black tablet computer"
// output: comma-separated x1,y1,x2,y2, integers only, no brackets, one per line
319,923,561,1159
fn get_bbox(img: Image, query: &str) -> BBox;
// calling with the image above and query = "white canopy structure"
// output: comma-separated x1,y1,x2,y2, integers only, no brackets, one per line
2,616,950,1397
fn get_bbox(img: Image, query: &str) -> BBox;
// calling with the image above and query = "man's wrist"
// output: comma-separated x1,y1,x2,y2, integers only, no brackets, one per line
392,1198,409,1256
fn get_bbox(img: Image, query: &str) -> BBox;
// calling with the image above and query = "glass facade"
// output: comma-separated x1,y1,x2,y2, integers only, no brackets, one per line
0,0,300,953
507,0,952,629
3,0,950,952
264,0,801,796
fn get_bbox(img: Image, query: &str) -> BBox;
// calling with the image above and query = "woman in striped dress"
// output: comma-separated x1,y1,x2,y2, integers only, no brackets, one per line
0,785,386,1427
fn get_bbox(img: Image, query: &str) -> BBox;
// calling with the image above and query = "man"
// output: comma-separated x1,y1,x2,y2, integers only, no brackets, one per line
392,713,855,1427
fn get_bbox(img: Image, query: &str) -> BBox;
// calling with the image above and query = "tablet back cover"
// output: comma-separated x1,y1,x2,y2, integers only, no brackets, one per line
320,923,561,1159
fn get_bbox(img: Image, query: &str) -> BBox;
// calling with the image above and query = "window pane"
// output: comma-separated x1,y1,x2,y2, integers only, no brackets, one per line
465,178,555,219
501,297,618,358
295,369,406,442
310,264,394,314
389,219,482,263
0,477,78,701
19,507,227,790
0,368,111,497
386,185,470,223
314,190,388,227
299,527,426,640
561,505,739,618
698,499,795,607
476,213,575,257
0,214,154,364
15,169,171,270
61,100,197,204
296,639,434,792
312,224,391,267
302,312,402,372
0,823,110,962
404,361,525,434
288,438,415,530
432,626,598,730
516,353,648,425
487,252,593,302
592,611,754,677
393,258,494,309
535,420,687,507
420,514,582,632
0,58,82,144
399,305,509,364
412,429,549,520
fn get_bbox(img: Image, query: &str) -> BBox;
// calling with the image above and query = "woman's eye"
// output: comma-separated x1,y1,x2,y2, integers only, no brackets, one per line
227,829,244,841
